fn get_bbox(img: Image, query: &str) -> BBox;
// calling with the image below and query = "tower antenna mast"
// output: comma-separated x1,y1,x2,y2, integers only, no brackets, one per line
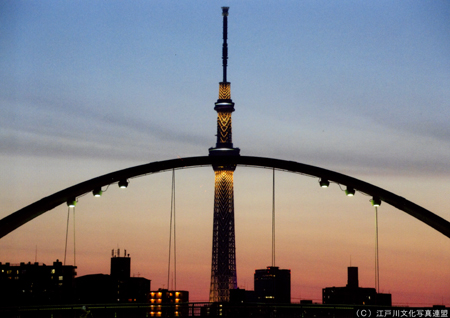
222,6,229,83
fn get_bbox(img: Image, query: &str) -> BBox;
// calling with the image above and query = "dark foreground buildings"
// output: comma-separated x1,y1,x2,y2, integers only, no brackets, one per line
149,289,189,317
227,266,291,305
0,249,151,306
75,249,150,303
322,266,392,306
0,260,76,305
254,266,291,304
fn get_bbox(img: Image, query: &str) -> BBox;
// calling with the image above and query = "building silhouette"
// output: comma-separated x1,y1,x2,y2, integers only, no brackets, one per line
254,266,291,304
229,288,257,304
75,249,150,303
208,7,240,303
110,248,131,280
0,260,76,306
322,266,392,306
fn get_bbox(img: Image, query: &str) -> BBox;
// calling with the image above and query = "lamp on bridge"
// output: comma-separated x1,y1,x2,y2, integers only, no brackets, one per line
345,187,355,196
118,180,129,189
371,197,381,207
319,178,330,188
93,188,103,197
66,198,77,208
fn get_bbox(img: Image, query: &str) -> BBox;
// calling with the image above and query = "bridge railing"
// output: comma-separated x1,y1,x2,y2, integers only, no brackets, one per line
0,301,393,318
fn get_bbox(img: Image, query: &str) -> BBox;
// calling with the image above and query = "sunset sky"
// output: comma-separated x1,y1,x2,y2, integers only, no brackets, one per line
1,0,449,306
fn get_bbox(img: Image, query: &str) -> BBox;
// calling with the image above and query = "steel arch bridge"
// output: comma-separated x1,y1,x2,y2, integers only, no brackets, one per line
1,155,450,239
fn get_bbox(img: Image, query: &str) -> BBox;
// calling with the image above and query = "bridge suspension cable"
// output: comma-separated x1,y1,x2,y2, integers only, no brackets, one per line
63,206,76,266
167,169,177,290
73,207,76,266
64,207,70,265
375,205,380,293
272,168,276,267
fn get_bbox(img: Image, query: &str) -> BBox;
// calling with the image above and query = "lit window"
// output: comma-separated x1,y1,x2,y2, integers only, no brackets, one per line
51,269,56,274
58,276,63,280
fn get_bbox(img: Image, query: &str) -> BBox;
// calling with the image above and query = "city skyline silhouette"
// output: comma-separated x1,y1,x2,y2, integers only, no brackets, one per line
0,1,449,306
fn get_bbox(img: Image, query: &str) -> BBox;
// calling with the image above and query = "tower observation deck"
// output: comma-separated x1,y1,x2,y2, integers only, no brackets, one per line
208,7,240,303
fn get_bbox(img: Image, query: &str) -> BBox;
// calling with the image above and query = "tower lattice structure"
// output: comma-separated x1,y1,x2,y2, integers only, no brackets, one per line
208,7,240,303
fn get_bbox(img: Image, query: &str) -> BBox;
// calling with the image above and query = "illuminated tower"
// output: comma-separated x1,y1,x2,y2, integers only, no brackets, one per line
208,7,240,303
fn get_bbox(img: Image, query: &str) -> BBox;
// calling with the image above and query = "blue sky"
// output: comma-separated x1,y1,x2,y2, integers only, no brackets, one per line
2,1,449,169
1,0,449,305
